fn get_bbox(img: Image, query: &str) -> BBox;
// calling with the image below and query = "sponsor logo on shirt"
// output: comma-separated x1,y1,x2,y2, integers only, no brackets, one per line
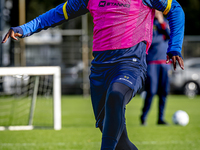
98,1,130,8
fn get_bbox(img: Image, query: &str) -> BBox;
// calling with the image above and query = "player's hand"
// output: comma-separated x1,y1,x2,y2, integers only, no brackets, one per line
1,29,22,43
166,55,184,71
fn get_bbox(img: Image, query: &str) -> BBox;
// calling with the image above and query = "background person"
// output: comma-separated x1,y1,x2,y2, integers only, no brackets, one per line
140,10,171,125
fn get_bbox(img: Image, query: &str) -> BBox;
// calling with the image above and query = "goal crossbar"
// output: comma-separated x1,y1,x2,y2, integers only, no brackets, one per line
0,66,61,130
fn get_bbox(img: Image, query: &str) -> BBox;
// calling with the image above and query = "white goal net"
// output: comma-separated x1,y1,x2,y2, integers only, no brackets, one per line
0,66,61,130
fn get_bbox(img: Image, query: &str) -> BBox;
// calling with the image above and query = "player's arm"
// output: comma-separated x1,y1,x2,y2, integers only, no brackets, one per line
143,0,185,70
2,0,89,43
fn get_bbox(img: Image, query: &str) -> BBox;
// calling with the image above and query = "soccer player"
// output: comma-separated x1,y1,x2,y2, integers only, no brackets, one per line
140,10,171,125
2,0,185,150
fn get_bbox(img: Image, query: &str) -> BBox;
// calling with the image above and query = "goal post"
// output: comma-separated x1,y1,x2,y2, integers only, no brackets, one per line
0,66,61,130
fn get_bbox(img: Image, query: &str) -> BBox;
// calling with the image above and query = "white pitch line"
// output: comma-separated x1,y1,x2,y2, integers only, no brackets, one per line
134,140,198,145
0,143,66,146
0,141,198,147
0,142,101,147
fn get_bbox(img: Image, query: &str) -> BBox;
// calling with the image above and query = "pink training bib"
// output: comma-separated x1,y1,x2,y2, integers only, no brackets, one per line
87,0,155,52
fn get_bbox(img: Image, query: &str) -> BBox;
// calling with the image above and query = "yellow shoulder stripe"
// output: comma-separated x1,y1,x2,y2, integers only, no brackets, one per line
163,0,172,15
63,1,68,20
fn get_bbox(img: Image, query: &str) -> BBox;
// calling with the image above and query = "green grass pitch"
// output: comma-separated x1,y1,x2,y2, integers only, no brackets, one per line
0,95,200,150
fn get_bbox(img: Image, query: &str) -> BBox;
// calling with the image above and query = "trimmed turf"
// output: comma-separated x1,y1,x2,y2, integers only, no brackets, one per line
0,95,200,150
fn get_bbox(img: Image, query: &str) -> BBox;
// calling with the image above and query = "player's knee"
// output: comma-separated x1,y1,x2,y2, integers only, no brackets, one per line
106,90,124,110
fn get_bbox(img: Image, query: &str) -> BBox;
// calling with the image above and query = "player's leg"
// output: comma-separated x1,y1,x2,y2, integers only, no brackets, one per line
89,61,141,150
90,41,147,150
141,64,159,124
89,67,107,129
157,64,170,124
99,125,138,150
98,119,137,150
115,126,138,150
101,82,138,150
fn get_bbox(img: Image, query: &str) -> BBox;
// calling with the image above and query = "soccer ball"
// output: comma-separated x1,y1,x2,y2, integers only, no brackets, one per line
172,110,189,126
